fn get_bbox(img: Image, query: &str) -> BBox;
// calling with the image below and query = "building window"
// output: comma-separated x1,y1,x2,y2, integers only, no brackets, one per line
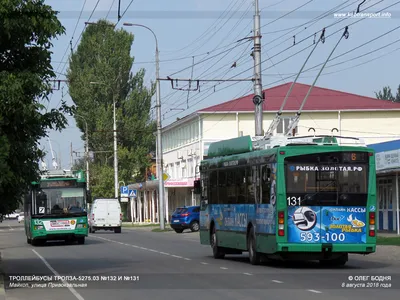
277,117,298,135
187,158,193,177
176,162,181,178
181,160,187,178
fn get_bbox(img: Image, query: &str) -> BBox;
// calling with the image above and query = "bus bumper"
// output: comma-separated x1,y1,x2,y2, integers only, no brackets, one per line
32,229,88,240
274,243,375,260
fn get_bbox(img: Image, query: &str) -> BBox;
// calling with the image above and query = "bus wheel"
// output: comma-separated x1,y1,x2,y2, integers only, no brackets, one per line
211,227,225,259
77,237,85,245
248,227,261,265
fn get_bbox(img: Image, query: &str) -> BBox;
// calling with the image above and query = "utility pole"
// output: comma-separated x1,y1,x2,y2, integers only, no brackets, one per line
86,127,90,191
155,35,165,230
113,95,119,199
253,0,264,136
123,23,165,230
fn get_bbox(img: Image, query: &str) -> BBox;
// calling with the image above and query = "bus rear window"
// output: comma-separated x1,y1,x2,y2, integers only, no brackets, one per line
284,152,369,194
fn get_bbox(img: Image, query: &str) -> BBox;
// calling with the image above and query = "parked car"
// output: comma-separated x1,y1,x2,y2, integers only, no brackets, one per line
5,211,19,219
17,212,24,223
170,206,200,233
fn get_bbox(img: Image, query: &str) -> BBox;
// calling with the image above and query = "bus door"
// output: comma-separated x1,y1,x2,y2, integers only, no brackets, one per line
285,152,369,245
198,171,213,245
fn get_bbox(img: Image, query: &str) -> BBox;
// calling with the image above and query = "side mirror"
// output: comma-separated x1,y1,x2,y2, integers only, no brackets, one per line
86,190,92,203
193,180,201,195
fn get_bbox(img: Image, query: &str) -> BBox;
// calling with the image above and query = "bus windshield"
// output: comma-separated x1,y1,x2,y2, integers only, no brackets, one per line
284,151,369,206
34,187,86,215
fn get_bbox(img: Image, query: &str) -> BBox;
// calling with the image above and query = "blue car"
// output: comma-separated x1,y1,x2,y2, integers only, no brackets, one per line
170,206,200,233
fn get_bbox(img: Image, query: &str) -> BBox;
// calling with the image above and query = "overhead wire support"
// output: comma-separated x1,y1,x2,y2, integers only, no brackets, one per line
159,78,254,92
264,27,326,137
49,79,69,90
284,26,350,136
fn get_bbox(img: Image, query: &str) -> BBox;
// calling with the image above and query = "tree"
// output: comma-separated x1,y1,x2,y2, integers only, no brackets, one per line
375,85,400,102
66,19,156,199
0,0,71,214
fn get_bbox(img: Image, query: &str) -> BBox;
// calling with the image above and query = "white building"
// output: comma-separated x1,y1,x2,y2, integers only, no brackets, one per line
134,82,400,224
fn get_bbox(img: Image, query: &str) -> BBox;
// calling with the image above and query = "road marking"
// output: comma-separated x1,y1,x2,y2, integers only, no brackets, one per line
8,225,14,230
243,273,253,276
272,280,283,283
184,258,191,261
32,249,85,300
220,267,228,270
308,289,322,294
171,255,183,258
200,262,208,265
159,252,170,255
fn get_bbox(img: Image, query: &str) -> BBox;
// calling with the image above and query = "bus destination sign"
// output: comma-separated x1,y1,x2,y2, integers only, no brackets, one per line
40,180,77,188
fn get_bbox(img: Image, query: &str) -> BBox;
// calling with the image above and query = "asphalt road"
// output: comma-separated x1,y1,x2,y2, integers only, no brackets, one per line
0,220,399,300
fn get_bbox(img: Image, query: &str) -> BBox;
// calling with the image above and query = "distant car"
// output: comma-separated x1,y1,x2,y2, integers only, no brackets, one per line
5,211,19,219
170,206,200,233
89,198,122,233
17,212,24,223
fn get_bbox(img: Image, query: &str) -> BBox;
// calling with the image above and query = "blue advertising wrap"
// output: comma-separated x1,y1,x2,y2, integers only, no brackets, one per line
287,206,367,244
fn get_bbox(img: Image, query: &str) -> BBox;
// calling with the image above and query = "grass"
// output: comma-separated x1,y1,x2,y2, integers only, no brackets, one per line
151,228,173,232
377,236,400,246
122,223,159,227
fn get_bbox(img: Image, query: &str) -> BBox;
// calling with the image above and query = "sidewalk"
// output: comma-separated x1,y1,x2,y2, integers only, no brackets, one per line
378,231,400,237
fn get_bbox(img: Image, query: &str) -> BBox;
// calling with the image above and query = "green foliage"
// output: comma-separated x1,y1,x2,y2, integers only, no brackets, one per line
0,0,70,214
67,19,156,199
375,85,400,102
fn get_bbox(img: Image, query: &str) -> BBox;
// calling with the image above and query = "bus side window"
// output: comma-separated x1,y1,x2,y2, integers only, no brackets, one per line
226,170,236,204
261,165,271,204
235,167,246,203
218,170,227,204
201,172,208,199
209,170,218,204
246,166,254,204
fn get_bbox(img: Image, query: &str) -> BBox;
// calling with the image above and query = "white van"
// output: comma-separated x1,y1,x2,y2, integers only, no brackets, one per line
89,198,122,233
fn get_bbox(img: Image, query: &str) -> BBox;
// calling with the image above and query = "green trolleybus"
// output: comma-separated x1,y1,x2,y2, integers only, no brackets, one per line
24,169,90,246
194,135,377,266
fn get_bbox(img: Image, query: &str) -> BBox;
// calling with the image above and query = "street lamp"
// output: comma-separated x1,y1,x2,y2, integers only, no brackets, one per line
75,114,90,191
90,81,119,199
123,22,165,230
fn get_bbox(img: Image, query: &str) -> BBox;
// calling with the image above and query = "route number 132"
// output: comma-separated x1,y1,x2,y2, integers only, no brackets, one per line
287,196,301,206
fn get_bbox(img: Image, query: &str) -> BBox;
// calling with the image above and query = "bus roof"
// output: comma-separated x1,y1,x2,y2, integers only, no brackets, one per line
32,169,86,184
204,135,373,163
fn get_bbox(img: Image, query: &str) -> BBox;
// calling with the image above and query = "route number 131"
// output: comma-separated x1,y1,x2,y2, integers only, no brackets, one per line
287,196,301,206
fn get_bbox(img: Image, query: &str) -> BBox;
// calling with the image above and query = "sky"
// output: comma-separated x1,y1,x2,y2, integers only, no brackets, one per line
41,0,400,170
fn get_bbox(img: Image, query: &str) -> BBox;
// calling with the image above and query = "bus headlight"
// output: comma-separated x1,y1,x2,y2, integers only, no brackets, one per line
76,224,87,228
34,225,44,230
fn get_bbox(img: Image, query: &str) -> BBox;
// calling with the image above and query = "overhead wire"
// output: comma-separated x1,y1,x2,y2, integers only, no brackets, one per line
106,0,117,19
160,2,254,109
160,0,245,56
160,0,316,106
163,2,400,122
162,0,357,105
260,0,315,29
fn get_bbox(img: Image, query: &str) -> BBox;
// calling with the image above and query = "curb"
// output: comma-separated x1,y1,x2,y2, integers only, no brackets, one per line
0,252,6,300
